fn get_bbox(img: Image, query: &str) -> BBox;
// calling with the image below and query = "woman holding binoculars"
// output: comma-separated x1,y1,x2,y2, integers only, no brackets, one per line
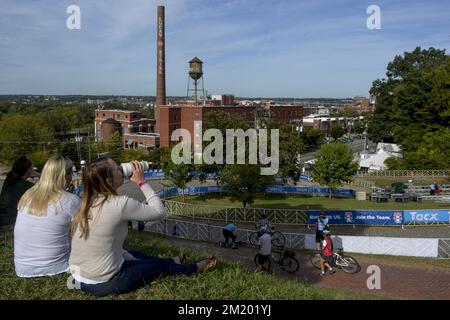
69,157,216,296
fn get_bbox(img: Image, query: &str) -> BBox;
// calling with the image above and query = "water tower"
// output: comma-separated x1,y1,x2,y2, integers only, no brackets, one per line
187,57,206,106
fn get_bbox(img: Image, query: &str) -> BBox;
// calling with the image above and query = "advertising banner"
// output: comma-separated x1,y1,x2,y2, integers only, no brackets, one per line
265,186,355,197
307,210,404,225
403,210,450,223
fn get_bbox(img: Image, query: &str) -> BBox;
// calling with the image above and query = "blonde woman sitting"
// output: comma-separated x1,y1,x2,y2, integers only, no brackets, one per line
14,156,80,277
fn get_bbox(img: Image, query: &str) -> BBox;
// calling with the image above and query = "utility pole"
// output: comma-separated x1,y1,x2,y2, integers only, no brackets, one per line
75,132,80,163
75,130,82,165
96,135,100,158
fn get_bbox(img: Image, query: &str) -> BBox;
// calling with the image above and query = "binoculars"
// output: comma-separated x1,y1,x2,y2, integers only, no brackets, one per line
120,161,151,177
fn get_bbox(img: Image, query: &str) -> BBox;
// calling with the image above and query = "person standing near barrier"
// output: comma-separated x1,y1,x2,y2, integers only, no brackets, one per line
320,230,335,276
430,182,436,195
69,158,216,296
222,223,238,249
315,210,330,252
256,214,271,237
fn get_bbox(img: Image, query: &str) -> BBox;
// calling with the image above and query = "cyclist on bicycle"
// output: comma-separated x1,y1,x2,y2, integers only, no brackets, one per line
316,210,330,251
222,223,238,249
320,230,335,276
256,214,271,238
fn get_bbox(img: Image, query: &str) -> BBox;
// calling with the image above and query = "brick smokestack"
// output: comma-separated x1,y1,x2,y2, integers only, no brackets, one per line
156,6,166,106
155,6,166,133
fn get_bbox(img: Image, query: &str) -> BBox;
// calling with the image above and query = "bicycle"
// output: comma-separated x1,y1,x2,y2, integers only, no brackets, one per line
254,246,299,273
310,248,360,274
249,229,286,247
218,240,249,249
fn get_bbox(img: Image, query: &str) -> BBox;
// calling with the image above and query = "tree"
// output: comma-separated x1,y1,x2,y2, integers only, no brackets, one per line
278,125,304,183
198,111,250,183
329,125,346,141
30,150,53,171
147,147,165,168
402,128,450,169
367,47,449,168
354,123,365,135
0,114,54,165
384,157,405,170
160,148,195,202
40,104,96,133
337,109,359,118
311,143,359,198
219,164,271,208
110,148,151,165
101,132,122,153
142,107,155,121
256,114,304,183
302,128,324,149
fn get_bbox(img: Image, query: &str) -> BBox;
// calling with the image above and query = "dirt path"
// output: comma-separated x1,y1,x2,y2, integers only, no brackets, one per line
163,237,450,300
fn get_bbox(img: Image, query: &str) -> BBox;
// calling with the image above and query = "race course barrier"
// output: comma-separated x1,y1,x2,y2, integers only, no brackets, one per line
138,218,450,258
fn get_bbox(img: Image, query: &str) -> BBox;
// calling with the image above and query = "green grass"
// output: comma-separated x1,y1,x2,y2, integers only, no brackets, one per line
0,230,378,300
169,194,448,210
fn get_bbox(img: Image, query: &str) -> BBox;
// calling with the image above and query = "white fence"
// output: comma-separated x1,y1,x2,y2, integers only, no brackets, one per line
357,170,450,178
162,200,450,226
163,200,309,225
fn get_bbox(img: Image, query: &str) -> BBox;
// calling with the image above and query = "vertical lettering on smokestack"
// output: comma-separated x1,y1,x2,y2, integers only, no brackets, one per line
155,5,166,133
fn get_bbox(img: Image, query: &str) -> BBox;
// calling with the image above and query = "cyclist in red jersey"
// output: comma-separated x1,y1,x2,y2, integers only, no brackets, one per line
320,230,335,276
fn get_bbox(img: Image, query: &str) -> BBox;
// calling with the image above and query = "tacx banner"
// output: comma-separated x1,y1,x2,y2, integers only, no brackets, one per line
307,210,404,225
403,210,450,223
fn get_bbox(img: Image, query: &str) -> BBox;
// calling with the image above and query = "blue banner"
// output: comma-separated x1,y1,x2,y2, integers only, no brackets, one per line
307,210,404,225
158,185,355,198
265,186,354,197
403,210,450,223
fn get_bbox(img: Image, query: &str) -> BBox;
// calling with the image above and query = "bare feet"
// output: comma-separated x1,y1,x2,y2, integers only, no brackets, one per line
196,256,217,272
173,253,186,264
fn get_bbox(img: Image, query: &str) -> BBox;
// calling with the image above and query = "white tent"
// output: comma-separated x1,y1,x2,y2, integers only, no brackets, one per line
359,150,394,171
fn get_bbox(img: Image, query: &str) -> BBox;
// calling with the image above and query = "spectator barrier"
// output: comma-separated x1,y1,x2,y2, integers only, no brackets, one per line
138,218,450,258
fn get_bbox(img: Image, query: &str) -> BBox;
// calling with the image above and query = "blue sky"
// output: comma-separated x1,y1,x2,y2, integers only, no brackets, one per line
0,0,449,97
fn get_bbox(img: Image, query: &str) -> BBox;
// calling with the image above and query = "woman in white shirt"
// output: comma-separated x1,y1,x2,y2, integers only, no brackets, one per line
69,158,216,297
14,155,80,277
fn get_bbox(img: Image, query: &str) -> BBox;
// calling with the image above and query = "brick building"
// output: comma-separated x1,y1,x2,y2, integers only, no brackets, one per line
155,97,303,147
95,109,159,150
302,114,364,136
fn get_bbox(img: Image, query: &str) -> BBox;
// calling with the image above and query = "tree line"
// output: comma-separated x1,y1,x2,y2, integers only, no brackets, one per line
367,47,449,170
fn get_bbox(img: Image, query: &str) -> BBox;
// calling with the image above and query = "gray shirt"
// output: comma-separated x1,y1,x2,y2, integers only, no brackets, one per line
258,233,272,256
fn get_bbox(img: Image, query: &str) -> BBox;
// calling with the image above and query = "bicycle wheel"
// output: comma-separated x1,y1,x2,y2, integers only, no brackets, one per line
310,253,322,269
271,231,286,247
249,232,259,246
339,256,360,274
254,253,271,271
281,256,299,273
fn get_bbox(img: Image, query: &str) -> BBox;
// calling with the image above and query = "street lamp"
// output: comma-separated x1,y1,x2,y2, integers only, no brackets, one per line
75,134,83,164
348,119,354,139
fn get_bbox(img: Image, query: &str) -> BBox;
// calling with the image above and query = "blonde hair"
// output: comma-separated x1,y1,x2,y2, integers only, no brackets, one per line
18,155,73,216
71,157,117,240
